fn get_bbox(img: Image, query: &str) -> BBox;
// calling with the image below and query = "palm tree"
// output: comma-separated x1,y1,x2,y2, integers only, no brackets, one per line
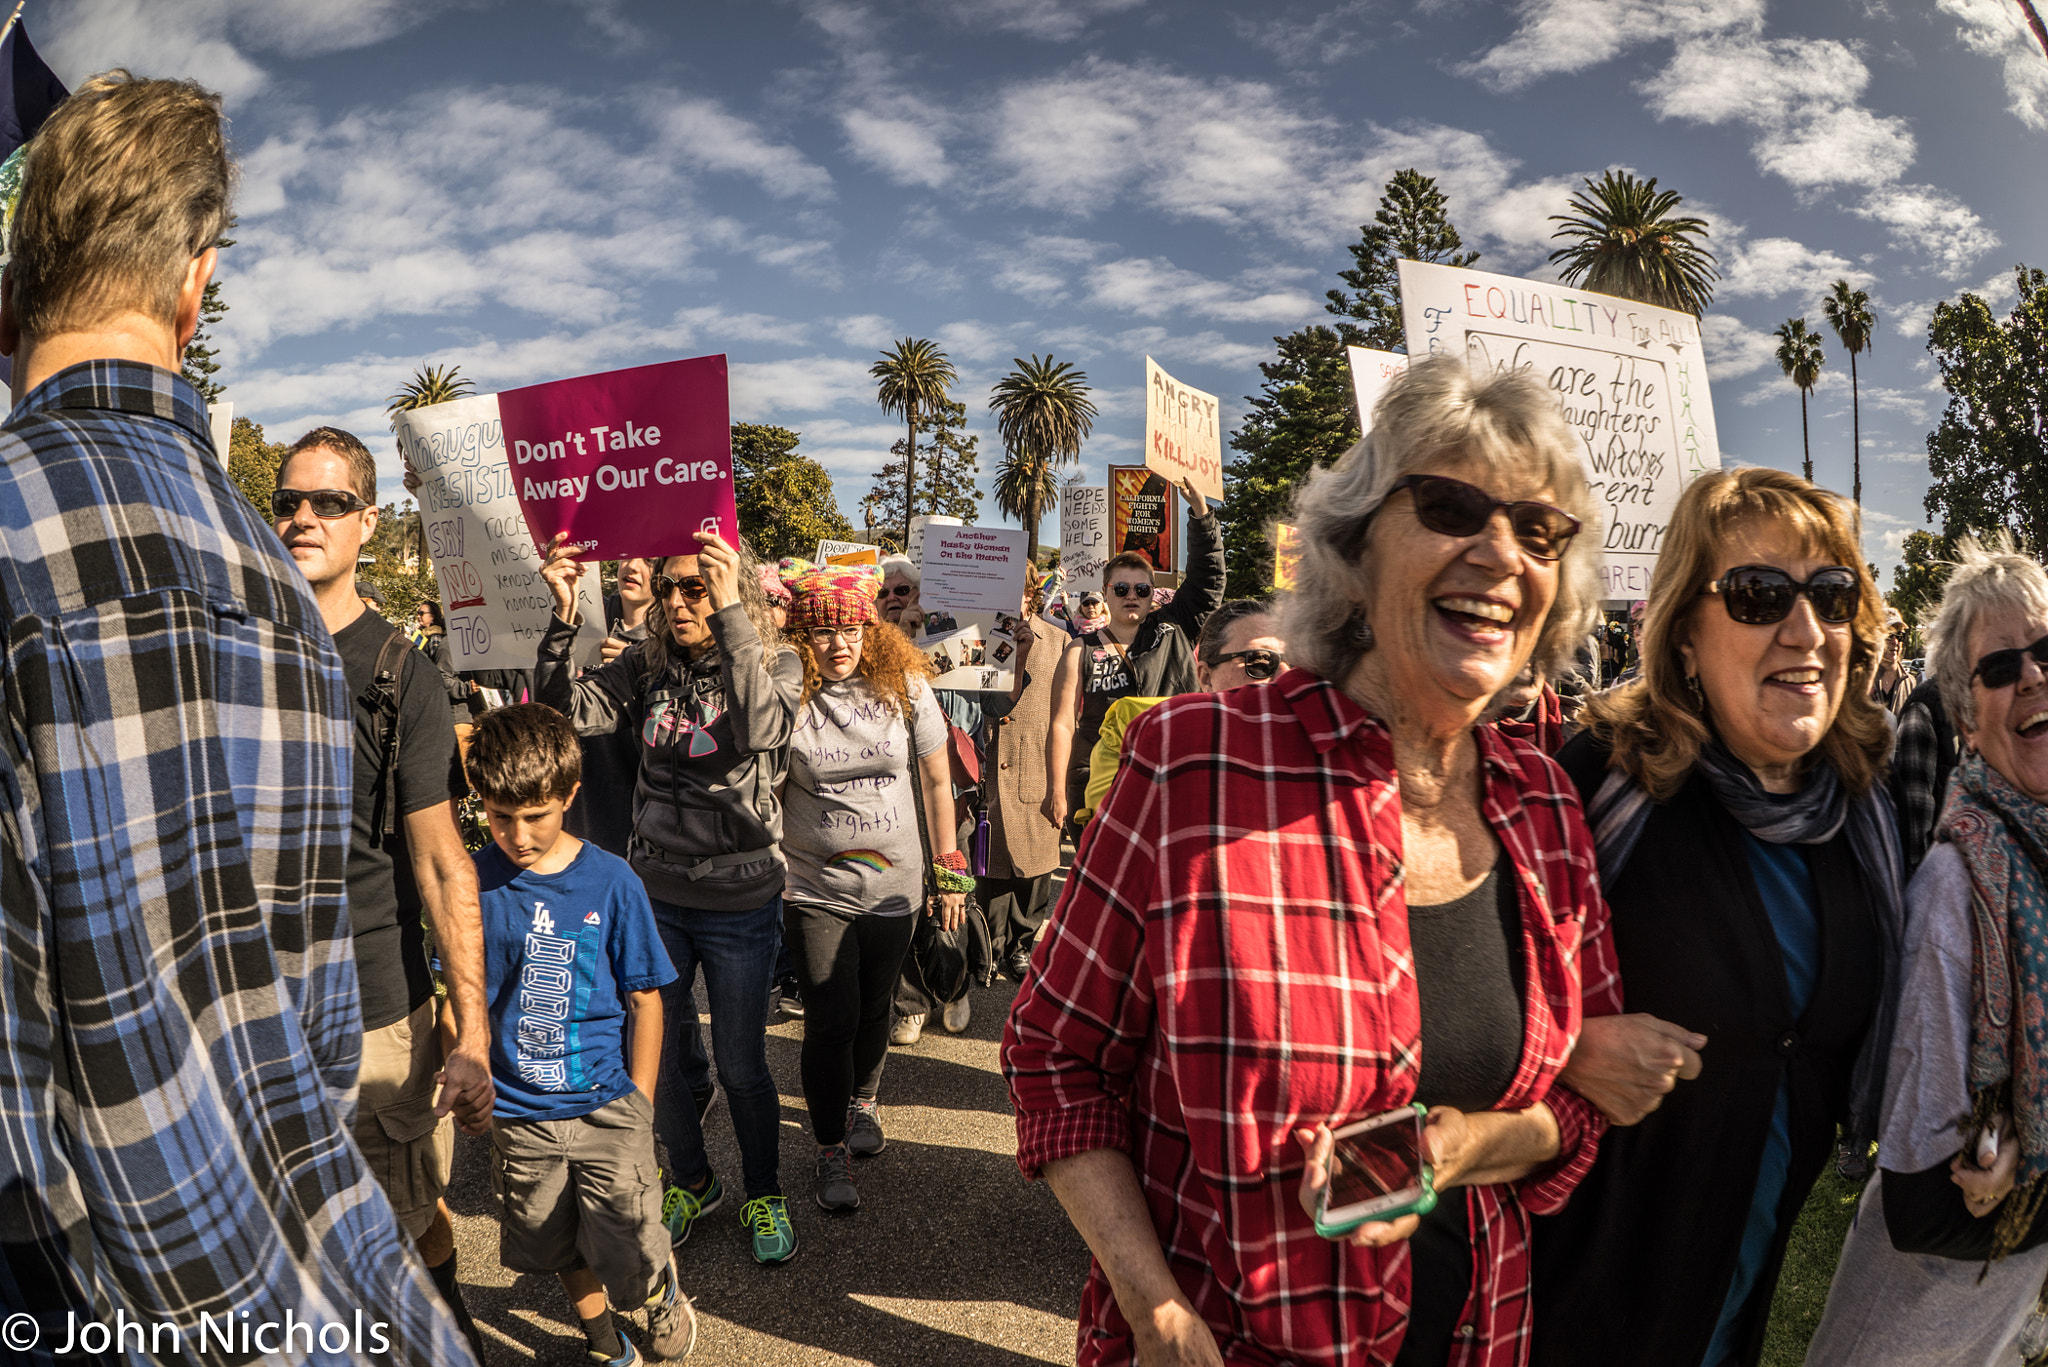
1821,280,1877,506
1548,170,1720,317
989,354,1098,564
870,339,957,547
386,362,476,419
1772,319,1827,483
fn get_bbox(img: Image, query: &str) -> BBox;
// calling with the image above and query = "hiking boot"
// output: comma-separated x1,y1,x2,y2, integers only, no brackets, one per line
942,994,972,1033
889,1012,925,1045
845,1100,885,1157
661,1174,723,1247
643,1256,697,1360
815,1146,860,1213
743,1194,798,1264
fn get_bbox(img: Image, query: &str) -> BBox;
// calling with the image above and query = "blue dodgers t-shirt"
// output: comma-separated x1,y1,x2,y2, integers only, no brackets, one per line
475,839,678,1122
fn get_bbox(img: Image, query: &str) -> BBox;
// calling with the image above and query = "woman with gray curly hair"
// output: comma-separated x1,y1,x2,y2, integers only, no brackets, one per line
1806,534,2048,1367
535,527,806,1266
1004,354,1619,1366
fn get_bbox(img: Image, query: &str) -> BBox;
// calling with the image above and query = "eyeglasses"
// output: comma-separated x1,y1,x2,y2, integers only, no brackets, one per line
807,625,864,646
1212,648,1284,681
1387,474,1581,561
882,584,915,599
271,488,369,520
1971,633,2048,689
1702,565,1860,626
1110,582,1153,600
653,574,710,603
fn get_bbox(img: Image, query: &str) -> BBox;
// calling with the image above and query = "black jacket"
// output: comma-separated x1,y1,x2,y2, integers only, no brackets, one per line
1530,734,1883,1367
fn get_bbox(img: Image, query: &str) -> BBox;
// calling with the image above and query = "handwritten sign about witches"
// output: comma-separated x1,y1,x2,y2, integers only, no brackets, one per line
503,354,738,562
396,393,604,674
1397,260,1721,600
1110,465,1176,576
1144,357,1224,503
1060,485,1110,594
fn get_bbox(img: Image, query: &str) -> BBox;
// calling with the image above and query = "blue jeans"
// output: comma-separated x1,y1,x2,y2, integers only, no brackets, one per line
648,893,783,1200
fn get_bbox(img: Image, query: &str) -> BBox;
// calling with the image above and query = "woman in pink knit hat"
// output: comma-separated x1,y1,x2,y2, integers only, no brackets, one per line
778,561,968,1214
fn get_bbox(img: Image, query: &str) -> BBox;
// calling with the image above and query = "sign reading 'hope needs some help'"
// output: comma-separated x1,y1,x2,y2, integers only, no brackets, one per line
1397,260,1721,600
503,354,738,561
1144,357,1223,503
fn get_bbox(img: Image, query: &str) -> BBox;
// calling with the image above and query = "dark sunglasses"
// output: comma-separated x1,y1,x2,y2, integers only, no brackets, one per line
653,574,710,603
1111,582,1153,600
271,487,369,520
1213,648,1284,681
1703,565,1860,626
1971,633,2048,689
882,584,916,599
1385,474,1581,561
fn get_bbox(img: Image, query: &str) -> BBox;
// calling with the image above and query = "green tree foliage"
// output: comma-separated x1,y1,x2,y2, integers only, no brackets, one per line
870,338,957,546
989,354,1097,564
1925,267,2048,554
226,415,286,515
1325,168,1479,352
862,400,982,545
1888,530,1955,628
181,226,234,404
359,500,433,623
732,422,855,563
1549,171,1719,317
1221,325,1361,597
1822,280,1877,506
1773,318,1826,482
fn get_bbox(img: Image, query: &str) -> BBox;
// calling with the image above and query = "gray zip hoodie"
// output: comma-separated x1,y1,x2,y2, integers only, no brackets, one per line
536,604,800,911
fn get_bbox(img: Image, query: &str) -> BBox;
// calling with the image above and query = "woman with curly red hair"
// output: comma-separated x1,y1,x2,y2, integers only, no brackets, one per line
779,561,968,1215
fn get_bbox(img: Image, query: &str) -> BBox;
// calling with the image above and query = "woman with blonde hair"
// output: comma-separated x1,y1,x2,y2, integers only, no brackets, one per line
1006,354,1619,1366
778,562,967,1214
1530,466,1905,1367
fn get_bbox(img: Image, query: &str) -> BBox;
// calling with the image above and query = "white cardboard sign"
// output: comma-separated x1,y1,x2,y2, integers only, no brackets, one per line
1060,486,1110,595
1345,347,1408,436
919,523,1029,615
1397,260,1721,601
1144,357,1223,503
396,393,604,673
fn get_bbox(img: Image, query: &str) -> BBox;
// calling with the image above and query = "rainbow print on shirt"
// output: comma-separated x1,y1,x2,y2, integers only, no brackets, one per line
826,849,892,874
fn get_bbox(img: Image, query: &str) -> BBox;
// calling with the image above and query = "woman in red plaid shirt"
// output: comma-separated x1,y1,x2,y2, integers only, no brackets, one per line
1004,355,1624,1366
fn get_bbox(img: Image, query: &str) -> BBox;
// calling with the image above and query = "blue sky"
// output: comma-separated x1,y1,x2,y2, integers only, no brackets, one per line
38,0,2048,582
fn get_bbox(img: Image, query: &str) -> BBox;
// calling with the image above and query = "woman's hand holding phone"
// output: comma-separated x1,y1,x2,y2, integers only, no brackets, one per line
1294,1123,1424,1248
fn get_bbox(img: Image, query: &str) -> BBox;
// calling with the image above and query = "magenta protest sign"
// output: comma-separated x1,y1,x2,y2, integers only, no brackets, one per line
501,354,737,560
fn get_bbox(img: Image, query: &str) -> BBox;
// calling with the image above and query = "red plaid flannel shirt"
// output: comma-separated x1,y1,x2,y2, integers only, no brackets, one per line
1003,669,1623,1366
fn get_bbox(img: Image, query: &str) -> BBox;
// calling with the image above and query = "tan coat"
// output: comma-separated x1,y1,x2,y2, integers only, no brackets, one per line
985,614,1064,880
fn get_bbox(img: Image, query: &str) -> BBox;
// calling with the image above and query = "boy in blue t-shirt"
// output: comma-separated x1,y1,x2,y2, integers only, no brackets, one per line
468,704,694,1364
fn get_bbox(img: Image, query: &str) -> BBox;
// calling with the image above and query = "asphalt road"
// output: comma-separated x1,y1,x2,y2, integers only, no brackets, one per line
445,975,1091,1366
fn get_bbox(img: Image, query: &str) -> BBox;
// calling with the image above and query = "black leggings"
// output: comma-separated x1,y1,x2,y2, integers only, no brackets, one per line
783,901,918,1147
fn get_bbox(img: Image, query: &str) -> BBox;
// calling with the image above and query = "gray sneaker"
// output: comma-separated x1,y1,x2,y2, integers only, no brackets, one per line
815,1144,860,1212
845,1101,885,1158
642,1255,696,1360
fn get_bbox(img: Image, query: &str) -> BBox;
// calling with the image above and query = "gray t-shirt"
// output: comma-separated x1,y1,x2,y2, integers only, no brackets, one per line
1805,842,2048,1366
782,676,946,917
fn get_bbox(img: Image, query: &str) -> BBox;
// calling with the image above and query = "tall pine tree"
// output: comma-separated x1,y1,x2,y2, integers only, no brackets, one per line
862,399,981,548
181,226,234,404
1324,169,1477,351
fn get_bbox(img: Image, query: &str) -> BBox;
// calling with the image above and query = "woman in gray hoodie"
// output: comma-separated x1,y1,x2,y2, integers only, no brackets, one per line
536,528,804,1266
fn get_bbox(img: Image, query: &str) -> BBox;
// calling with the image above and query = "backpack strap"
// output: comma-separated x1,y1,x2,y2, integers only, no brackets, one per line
364,623,413,840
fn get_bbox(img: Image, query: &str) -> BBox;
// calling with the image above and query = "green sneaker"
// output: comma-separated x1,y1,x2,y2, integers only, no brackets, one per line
743,1194,798,1265
662,1174,723,1247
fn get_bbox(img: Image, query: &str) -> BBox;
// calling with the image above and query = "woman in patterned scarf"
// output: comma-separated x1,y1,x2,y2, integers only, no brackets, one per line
1807,534,2048,1367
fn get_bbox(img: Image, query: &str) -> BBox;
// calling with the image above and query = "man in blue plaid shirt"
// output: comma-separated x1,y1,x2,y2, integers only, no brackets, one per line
0,73,473,1362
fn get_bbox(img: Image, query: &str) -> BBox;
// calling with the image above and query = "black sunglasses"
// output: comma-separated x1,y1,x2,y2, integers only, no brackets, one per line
1971,633,2048,689
1703,565,1860,626
653,574,710,603
882,583,916,598
1111,582,1153,599
1213,648,1284,681
271,487,370,520
1386,474,1581,561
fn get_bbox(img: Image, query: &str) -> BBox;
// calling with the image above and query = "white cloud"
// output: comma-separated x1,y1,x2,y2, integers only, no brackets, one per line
1084,256,1319,323
1701,314,1780,380
1938,0,2048,130
1456,0,1764,92
1853,185,2001,277
840,109,951,187
730,357,878,416
1718,237,1874,303
832,315,898,349
923,0,1146,40
654,98,836,200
